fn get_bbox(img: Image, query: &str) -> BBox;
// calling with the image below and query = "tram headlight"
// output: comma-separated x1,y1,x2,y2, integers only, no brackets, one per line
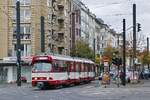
32,77,37,80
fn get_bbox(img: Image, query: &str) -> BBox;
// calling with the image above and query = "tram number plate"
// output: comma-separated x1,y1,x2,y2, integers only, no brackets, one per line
37,82,44,86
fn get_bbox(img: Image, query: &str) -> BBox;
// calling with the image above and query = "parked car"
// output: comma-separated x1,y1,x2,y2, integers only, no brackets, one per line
16,76,27,83
21,76,27,83
141,69,150,79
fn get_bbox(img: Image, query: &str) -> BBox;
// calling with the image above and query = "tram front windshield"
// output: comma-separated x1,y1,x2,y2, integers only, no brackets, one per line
33,62,52,72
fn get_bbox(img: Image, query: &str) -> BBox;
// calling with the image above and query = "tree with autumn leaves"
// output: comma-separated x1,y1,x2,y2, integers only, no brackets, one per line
70,38,149,66
138,49,150,65
70,40,117,63
70,40,94,61
103,45,118,62
126,31,147,65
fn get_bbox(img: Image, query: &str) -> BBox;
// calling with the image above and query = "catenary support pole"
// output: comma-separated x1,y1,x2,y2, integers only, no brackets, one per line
16,1,21,86
123,19,126,86
41,16,45,53
132,4,136,83
147,37,149,69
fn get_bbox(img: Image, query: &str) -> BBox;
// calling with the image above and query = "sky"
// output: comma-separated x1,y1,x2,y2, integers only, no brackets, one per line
82,0,150,37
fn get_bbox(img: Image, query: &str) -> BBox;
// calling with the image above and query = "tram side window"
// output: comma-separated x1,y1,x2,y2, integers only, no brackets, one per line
75,63,80,72
88,64,92,72
81,63,84,72
66,62,70,72
53,60,67,72
52,60,59,72
70,63,74,72
92,65,96,72
66,62,75,72
85,64,88,72
83,63,87,72
60,61,67,72
91,65,95,72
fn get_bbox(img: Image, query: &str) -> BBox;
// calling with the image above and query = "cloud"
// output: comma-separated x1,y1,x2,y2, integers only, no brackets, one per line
82,0,150,36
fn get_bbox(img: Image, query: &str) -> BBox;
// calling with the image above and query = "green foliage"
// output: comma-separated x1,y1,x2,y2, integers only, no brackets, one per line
70,40,94,61
141,51,150,65
103,46,118,61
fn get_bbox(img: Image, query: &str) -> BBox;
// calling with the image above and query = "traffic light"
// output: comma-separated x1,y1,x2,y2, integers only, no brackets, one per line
112,58,122,66
118,58,122,66
137,23,141,32
112,58,117,65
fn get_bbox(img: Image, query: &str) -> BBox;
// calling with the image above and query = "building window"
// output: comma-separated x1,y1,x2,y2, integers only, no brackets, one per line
14,44,24,51
13,0,18,5
21,9,31,21
70,28,72,38
76,29,78,36
13,25,31,39
12,9,16,21
13,44,31,56
69,1,71,12
101,36,104,40
13,25,31,34
13,0,31,5
24,9,31,20
47,0,51,6
13,9,31,22
76,11,79,23
101,44,104,48
13,26,16,33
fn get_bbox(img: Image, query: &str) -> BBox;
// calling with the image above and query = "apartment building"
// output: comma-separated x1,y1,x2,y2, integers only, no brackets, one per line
0,0,11,59
48,0,71,55
69,0,81,51
0,0,42,59
0,0,119,60
71,0,96,50
0,0,72,59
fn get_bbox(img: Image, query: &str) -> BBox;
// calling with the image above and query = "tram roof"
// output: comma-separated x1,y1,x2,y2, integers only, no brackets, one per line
31,53,94,64
51,55,94,64
51,55,74,61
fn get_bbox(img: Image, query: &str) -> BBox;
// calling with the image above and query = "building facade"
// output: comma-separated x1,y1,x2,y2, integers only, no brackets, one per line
0,0,121,83
0,0,119,60
48,0,71,55
0,0,45,59
0,0,73,59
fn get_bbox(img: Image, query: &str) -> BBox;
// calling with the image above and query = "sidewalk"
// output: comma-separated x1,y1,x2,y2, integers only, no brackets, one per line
0,83,16,88
93,79,147,88
0,82,31,88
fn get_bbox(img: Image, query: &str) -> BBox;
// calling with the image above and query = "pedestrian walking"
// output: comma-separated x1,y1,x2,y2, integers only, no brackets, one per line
120,71,124,85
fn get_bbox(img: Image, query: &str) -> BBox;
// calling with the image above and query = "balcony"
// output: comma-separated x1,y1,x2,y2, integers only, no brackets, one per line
13,34,31,40
57,40,65,47
12,18,31,24
57,0,64,10
57,28,65,34
58,33,64,40
52,9,58,16
58,47,64,54
53,33,64,43
57,15,64,23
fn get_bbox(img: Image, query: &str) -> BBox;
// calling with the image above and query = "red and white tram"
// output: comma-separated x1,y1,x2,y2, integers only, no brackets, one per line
31,55,95,89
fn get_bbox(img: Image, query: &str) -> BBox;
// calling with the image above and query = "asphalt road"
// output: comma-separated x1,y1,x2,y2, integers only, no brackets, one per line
0,80,150,100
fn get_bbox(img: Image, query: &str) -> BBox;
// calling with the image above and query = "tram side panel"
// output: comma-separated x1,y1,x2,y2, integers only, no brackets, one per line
88,65,95,81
